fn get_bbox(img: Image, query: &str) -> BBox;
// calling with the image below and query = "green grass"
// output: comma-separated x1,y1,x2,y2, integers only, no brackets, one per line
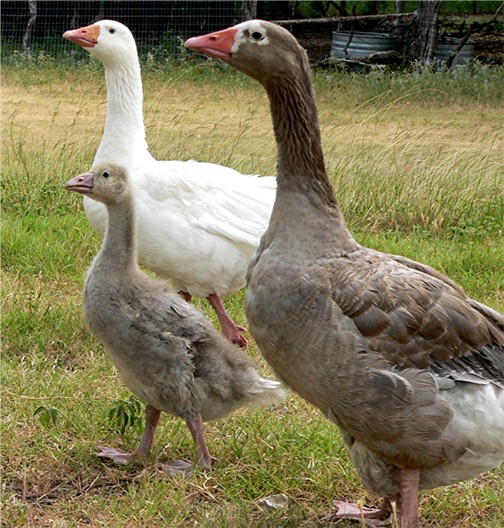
1,63,503,527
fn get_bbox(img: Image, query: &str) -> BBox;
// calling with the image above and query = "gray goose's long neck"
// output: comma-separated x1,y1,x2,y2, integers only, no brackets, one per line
95,60,149,163
95,196,137,276
265,50,356,244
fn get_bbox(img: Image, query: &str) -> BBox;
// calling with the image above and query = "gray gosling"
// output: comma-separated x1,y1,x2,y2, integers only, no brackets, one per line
65,163,285,474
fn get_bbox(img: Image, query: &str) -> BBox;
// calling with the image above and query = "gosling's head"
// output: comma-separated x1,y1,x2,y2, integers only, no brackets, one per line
65,163,131,205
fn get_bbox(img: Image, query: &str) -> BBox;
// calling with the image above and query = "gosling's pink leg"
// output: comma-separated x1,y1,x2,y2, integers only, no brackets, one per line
207,293,247,347
97,404,161,465
185,413,215,470
137,404,161,456
98,405,193,476
398,468,421,528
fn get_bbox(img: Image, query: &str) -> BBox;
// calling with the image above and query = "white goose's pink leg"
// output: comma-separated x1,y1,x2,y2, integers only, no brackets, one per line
179,291,247,347
179,290,192,302
207,293,247,347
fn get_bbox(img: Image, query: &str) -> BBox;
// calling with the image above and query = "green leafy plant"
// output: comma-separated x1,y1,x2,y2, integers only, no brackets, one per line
34,404,59,428
108,396,143,436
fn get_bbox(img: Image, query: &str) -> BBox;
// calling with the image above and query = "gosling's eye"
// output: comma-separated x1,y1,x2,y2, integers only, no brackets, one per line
251,31,263,41
108,28,115,34
102,170,110,178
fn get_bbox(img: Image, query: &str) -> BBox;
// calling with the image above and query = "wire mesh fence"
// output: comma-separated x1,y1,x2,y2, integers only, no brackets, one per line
2,0,333,64
2,1,502,65
1,1,253,63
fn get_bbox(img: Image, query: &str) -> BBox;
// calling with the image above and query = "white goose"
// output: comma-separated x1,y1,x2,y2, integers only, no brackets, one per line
63,20,276,347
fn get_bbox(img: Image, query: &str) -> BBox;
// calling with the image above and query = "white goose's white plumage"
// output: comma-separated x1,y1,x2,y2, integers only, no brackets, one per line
63,20,276,346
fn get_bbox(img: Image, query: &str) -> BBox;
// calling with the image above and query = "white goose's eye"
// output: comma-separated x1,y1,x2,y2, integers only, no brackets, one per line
251,31,264,41
108,28,115,34
102,170,110,178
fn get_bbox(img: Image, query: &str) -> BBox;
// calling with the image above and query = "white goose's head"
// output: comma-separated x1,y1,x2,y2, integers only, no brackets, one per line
63,20,138,68
185,20,303,86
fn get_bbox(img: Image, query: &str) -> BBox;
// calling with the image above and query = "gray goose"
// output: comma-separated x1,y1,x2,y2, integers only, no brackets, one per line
185,21,504,527
65,163,285,474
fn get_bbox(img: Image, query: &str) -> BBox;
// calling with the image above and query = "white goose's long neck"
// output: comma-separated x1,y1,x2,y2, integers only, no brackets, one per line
94,59,150,165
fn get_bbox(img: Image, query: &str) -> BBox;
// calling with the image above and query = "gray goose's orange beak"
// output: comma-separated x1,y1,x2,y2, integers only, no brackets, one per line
184,27,238,61
65,171,95,195
63,24,100,48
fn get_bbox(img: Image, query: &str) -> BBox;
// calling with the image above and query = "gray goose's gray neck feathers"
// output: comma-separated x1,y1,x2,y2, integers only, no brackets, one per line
266,46,357,249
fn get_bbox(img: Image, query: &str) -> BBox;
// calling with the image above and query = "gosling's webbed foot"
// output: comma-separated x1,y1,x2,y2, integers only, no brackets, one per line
96,446,133,465
159,459,194,477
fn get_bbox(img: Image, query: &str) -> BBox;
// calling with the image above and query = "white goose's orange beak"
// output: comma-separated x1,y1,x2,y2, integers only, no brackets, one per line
185,27,238,61
63,24,100,48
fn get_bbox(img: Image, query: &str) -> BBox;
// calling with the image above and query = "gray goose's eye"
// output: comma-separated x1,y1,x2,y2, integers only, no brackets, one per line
102,170,110,178
251,31,264,41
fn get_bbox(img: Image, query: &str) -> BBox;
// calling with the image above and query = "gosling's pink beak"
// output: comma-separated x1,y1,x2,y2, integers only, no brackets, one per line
63,24,100,48
185,27,238,61
65,171,95,195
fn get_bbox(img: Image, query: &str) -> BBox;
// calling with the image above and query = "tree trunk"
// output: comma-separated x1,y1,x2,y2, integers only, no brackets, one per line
22,0,37,53
410,0,441,65
396,0,405,18
241,0,258,21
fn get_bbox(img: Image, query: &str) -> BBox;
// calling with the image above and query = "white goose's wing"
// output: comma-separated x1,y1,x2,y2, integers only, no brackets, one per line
145,159,276,246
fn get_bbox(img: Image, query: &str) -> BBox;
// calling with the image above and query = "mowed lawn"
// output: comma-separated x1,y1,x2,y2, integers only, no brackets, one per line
2,62,503,528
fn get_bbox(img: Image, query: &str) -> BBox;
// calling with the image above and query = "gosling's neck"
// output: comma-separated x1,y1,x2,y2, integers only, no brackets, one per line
93,194,138,277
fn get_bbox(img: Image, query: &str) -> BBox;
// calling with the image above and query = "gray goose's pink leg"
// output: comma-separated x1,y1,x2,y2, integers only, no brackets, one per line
398,468,421,528
330,468,421,527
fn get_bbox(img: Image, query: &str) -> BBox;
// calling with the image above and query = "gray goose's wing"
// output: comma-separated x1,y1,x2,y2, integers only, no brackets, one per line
326,247,504,467
332,248,503,371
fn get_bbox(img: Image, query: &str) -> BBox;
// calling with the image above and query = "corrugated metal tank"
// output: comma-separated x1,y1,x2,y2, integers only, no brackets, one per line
332,32,475,66
331,31,396,59
434,40,475,66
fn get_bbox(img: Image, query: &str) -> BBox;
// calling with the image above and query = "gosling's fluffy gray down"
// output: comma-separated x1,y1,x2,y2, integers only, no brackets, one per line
65,163,285,470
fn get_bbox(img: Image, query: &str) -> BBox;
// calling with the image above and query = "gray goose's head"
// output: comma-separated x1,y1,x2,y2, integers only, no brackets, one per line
185,20,305,86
